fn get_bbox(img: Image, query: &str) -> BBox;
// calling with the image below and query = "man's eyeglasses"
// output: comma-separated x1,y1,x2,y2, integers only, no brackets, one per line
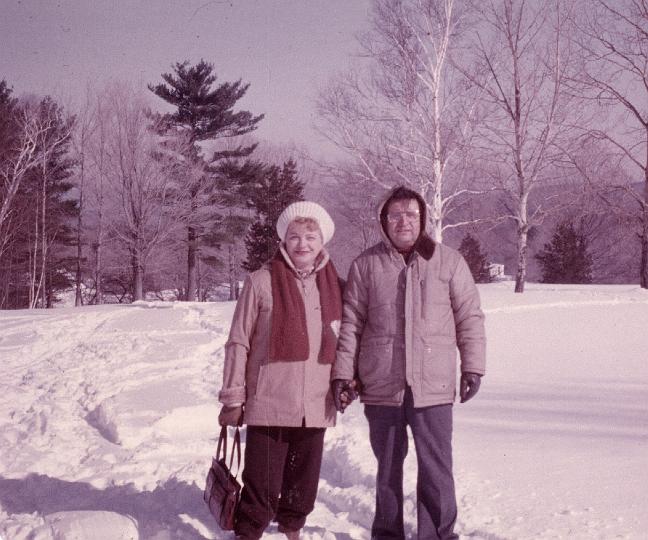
387,210,420,223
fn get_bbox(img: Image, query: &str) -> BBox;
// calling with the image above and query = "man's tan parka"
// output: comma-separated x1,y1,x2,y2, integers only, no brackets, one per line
332,190,486,407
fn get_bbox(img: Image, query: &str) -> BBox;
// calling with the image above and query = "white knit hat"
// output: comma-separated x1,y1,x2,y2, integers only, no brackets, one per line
276,201,335,244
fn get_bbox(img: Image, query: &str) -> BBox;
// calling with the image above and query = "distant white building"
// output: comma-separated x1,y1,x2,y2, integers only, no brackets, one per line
488,263,506,280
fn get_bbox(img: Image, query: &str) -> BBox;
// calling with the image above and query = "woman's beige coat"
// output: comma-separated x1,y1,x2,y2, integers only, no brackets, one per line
218,248,337,427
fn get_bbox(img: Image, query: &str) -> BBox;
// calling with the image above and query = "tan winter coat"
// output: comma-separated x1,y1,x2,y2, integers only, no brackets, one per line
218,247,337,427
332,199,486,408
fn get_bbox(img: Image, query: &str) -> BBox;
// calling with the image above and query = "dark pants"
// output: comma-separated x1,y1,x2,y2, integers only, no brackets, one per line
364,388,458,540
234,425,325,539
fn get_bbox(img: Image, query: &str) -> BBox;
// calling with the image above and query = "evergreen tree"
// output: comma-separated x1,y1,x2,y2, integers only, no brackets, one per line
241,159,304,272
0,80,20,260
0,81,18,307
243,221,277,272
149,59,263,300
535,221,593,284
0,80,17,162
458,233,492,283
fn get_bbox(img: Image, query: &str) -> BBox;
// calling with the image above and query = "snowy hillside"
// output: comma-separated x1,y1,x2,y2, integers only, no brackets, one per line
1,283,647,539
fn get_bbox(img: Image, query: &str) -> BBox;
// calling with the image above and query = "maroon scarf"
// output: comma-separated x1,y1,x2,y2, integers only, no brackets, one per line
269,250,342,364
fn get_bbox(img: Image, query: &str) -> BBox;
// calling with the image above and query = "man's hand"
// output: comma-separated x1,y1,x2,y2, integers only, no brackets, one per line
331,379,359,413
460,373,482,403
218,404,244,426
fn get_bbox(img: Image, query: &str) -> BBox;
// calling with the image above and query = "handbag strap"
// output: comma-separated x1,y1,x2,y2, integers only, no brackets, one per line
229,427,242,477
216,425,228,461
215,426,242,477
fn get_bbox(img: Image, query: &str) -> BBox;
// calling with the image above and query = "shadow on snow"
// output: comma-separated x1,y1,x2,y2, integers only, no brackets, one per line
0,473,213,538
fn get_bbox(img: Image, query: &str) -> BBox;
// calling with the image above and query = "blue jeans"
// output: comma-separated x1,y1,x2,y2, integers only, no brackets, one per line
364,388,458,540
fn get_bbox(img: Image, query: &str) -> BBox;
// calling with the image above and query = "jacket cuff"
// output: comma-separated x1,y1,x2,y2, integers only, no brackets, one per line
331,368,354,381
218,386,246,406
461,367,485,376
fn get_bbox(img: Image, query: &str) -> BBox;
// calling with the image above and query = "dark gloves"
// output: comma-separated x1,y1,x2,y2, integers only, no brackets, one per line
460,372,482,403
218,404,244,426
331,379,359,413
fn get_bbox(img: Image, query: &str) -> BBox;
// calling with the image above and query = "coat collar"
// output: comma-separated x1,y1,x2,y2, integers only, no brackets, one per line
415,233,435,260
278,244,330,277
380,232,435,263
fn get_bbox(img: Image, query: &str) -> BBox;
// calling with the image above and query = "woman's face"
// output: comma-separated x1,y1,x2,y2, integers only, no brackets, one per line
285,221,323,271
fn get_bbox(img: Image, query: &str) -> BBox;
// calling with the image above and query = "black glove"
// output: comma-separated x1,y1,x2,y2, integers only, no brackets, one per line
218,404,244,426
460,373,481,403
331,379,359,413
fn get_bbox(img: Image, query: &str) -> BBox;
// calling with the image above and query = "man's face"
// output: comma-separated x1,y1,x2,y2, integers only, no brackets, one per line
285,221,323,270
385,198,421,250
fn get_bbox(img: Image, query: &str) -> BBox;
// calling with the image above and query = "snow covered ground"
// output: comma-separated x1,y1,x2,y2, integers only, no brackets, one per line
1,282,647,539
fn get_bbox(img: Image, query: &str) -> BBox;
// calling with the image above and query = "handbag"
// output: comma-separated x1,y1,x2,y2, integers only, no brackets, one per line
203,425,242,531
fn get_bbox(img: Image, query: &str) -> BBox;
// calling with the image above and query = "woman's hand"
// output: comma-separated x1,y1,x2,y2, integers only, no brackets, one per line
218,404,244,426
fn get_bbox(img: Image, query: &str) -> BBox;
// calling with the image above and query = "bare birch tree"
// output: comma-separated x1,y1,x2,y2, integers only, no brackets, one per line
317,0,479,241
83,87,120,305
6,98,75,309
0,102,70,263
463,0,583,292
574,0,648,288
70,86,98,306
103,84,185,301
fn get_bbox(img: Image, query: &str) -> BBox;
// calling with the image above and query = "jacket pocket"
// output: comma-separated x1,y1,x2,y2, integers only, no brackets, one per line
358,340,404,398
420,339,457,394
251,361,270,400
250,362,304,422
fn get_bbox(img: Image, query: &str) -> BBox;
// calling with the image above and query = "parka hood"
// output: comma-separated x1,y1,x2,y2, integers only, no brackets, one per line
377,185,435,260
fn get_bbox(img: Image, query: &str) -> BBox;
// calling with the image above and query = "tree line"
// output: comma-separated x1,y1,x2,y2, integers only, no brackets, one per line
316,0,648,292
2,0,648,308
0,63,304,308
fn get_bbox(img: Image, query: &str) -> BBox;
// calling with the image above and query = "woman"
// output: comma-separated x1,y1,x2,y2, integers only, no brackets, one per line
218,201,342,540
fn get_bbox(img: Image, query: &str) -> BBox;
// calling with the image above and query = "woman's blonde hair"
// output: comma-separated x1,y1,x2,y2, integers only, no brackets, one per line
287,217,323,237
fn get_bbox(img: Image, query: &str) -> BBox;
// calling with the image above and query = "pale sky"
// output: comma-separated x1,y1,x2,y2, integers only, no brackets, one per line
1,0,371,156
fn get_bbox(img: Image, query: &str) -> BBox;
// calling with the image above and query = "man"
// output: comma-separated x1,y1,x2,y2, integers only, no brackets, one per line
332,186,486,540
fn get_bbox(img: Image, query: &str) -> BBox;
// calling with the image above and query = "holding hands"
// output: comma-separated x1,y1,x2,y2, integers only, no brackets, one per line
331,379,360,413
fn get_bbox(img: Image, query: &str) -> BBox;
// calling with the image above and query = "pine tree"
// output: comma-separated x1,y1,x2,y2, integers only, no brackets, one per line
241,159,304,272
0,80,16,162
149,60,264,300
458,233,492,283
535,221,593,284
243,221,277,272
0,81,23,261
